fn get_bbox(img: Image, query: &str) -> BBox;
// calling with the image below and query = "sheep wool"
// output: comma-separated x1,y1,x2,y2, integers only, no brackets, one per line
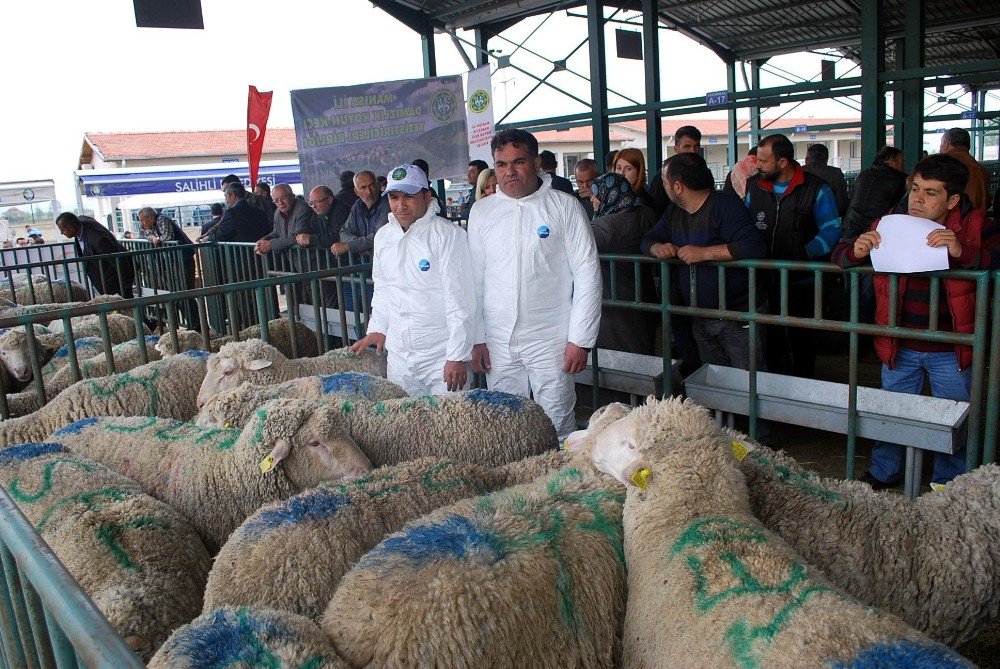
148,607,348,669
323,466,626,668
204,457,509,620
728,428,1000,648
162,319,320,359
621,397,972,669
49,398,371,552
0,350,210,448
3,275,89,306
0,442,210,661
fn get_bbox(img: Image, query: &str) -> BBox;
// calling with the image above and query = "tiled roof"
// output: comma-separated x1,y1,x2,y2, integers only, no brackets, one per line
616,118,860,136
532,126,632,143
83,128,298,162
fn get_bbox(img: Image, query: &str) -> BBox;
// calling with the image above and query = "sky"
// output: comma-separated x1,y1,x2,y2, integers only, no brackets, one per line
2,0,992,209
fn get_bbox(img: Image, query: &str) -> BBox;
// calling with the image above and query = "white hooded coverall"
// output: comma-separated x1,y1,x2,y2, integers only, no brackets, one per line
367,205,476,396
468,173,602,439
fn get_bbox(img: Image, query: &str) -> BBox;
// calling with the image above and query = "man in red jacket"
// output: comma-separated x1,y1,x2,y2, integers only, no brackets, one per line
832,154,987,490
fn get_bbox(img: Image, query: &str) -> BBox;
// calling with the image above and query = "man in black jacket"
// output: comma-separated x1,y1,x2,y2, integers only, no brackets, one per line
539,150,575,195
842,147,907,240
205,182,272,243
299,185,352,308
335,172,359,211
55,212,134,298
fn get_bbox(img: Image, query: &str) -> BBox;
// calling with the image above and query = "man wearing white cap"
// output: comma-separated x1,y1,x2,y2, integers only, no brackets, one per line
350,164,476,395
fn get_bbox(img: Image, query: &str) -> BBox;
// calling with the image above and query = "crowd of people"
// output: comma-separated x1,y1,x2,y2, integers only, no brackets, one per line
1,225,46,248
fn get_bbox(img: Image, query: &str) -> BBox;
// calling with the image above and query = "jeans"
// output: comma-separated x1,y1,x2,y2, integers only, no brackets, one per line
869,347,970,485
691,318,766,371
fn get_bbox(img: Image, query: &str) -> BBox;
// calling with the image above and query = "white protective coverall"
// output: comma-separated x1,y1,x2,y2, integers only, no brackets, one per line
367,204,476,396
468,173,602,438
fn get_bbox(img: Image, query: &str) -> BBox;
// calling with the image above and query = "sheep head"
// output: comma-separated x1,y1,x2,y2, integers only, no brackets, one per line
565,402,649,489
251,399,372,488
154,328,206,358
0,325,54,383
196,339,283,408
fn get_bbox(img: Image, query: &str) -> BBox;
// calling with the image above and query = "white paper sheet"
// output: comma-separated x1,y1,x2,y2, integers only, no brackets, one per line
869,214,949,273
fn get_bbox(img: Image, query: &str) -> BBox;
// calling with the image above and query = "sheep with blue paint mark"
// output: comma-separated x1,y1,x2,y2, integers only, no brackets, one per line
149,606,349,668
194,372,408,428
0,442,211,661
322,465,627,668
0,350,211,448
617,397,972,669
0,274,89,306
196,339,387,409
48,398,372,552
198,389,558,469
156,319,320,360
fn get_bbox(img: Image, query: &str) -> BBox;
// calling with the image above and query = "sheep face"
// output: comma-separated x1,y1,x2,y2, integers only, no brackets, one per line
153,329,205,358
566,404,648,488
197,354,271,407
267,408,372,487
0,331,33,382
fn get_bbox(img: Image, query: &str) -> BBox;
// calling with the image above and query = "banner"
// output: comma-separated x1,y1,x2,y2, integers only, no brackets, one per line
78,163,300,198
465,66,495,165
291,75,469,193
0,180,56,207
247,86,273,188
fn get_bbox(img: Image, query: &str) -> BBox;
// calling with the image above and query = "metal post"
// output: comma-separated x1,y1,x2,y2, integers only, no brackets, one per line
587,0,610,166
642,0,662,172
892,39,904,152
901,0,924,170
726,59,738,168
422,19,447,207
975,89,987,162
860,0,886,167
474,27,490,67
749,60,762,148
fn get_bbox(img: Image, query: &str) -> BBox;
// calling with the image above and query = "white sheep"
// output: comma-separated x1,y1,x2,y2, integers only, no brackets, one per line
49,398,373,552
157,319,320,360
0,293,125,325
149,606,349,669
198,389,558,469
0,442,211,662
196,339,386,408
0,350,211,448
322,465,626,668
0,275,89,306
616,397,972,668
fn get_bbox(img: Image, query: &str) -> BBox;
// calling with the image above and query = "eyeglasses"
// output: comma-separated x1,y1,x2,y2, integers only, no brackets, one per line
308,195,331,206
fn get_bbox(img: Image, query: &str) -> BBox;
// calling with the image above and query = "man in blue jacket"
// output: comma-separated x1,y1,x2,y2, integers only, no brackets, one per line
642,152,767,370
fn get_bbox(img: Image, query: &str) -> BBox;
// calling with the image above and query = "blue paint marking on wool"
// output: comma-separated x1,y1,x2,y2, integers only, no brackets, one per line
51,418,99,437
828,639,972,668
365,514,502,565
241,489,353,540
320,372,374,397
464,389,524,412
180,349,211,360
164,608,292,666
143,335,159,343
0,443,66,465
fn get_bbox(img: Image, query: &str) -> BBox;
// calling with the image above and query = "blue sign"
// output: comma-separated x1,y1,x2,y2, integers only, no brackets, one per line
794,124,808,132
961,110,977,120
537,225,550,239
708,137,718,144
79,163,301,198
418,259,431,271
705,90,729,107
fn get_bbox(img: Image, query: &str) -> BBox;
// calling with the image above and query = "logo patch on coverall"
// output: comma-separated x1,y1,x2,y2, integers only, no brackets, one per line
537,225,550,238
418,259,431,271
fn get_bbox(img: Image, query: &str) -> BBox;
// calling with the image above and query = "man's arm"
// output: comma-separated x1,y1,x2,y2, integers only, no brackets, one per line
438,227,476,365
804,183,842,258
341,204,387,255
156,216,176,243
715,195,767,260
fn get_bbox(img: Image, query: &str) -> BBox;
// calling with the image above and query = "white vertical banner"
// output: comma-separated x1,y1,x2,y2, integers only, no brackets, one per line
465,66,495,164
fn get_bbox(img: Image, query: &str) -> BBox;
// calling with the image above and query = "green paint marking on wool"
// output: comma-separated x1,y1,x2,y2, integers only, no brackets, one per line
329,468,401,499
250,409,268,446
415,395,439,409
9,458,96,504
748,452,843,505
97,516,169,570
192,426,240,451
106,416,159,433
689,553,807,613
36,488,132,531
341,400,353,414
373,402,387,416
723,585,832,669
669,517,767,557
235,607,282,669
85,365,162,413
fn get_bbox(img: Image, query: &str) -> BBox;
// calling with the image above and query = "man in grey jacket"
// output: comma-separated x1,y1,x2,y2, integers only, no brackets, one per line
331,170,389,257
255,183,318,257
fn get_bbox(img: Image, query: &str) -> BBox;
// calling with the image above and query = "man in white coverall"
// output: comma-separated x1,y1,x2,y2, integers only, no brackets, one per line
350,164,476,396
468,128,602,439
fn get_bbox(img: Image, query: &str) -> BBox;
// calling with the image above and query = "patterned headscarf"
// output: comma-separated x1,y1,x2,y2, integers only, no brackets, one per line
590,172,637,217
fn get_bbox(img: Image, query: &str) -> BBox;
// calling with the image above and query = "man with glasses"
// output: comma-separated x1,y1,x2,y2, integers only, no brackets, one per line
299,185,351,308
574,158,599,220
255,183,318,258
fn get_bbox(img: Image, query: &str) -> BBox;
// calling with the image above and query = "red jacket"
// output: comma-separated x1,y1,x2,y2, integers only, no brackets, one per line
870,205,985,369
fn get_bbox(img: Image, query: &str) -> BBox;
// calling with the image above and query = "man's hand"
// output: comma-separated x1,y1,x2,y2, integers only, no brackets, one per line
649,242,678,259
677,245,710,264
349,332,386,357
255,239,272,255
563,342,589,374
295,233,311,247
853,231,881,259
927,229,962,259
330,242,350,256
148,235,161,246
443,360,468,392
470,343,491,373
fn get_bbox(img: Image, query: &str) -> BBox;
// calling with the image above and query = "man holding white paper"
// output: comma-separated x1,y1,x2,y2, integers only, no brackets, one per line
832,154,988,490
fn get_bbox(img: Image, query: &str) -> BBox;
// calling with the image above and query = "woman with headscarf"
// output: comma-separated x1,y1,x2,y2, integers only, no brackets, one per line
613,148,652,207
589,172,657,354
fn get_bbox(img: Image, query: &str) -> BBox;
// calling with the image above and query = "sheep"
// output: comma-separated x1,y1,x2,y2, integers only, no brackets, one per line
204,457,511,619
0,275,89,306
0,293,125,325
156,320,320,360
0,350,211,448
726,428,1000,648
0,324,51,386
148,606,349,669
618,397,972,669
0,442,211,661
322,465,627,668
2,335,108,417
196,339,386,408
48,398,373,553
199,389,559,469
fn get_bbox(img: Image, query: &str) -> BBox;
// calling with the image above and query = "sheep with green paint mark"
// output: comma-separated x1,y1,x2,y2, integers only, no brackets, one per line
194,373,408,428
0,350,211,448
619,397,971,669
198,390,558,469
156,319,320,360
322,465,627,668
196,339,386,409
48,398,373,553
0,442,211,662
149,606,349,669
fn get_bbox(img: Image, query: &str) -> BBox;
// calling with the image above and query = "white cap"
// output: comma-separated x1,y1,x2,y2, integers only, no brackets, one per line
384,164,429,195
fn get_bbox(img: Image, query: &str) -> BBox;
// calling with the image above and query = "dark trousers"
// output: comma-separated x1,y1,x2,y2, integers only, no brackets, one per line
765,280,816,379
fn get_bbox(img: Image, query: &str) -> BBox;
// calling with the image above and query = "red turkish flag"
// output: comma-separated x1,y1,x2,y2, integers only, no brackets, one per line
247,86,273,188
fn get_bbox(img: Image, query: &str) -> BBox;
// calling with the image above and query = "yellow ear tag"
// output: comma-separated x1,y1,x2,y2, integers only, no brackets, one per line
259,456,274,474
560,439,567,452
630,468,649,490
224,422,232,429
731,440,752,462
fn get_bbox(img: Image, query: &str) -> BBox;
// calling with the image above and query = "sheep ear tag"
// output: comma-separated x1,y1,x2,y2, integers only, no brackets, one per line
630,468,650,490
731,440,754,462
246,359,273,371
259,439,292,474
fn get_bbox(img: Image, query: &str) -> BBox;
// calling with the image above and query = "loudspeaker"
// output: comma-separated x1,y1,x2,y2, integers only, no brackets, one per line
133,0,204,29
821,59,835,81
616,29,643,60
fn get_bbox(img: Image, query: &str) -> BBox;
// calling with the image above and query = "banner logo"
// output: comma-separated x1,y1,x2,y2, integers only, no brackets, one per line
22,189,34,201
392,167,408,181
430,90,457,123
468,89,490,114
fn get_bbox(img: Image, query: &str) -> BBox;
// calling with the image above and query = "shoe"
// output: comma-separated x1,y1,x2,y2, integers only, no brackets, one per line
858,471,899,491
